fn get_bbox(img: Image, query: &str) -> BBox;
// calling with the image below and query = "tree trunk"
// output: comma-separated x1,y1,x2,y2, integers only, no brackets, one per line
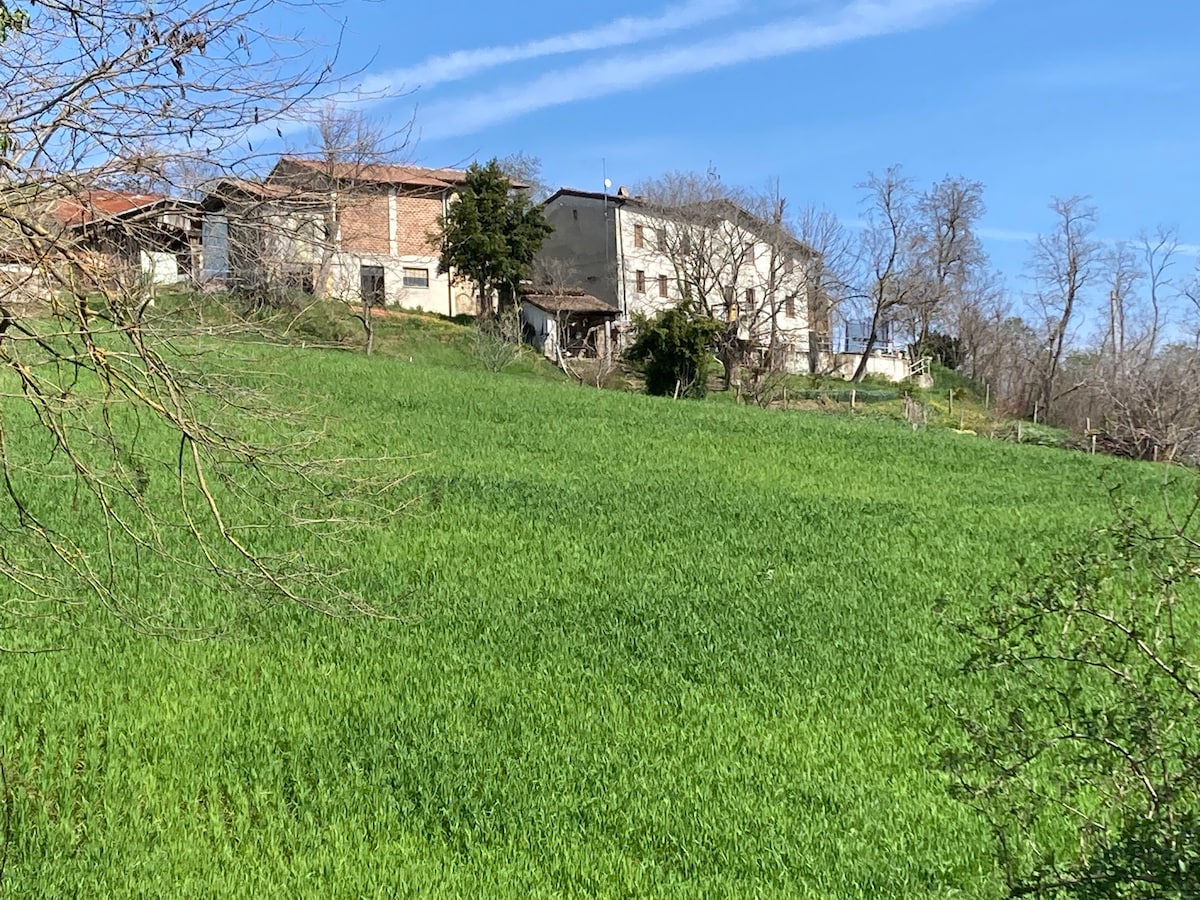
314,200,339,300
475,276,494,318
916,316,931,358
851,334,877,382
851,309,884,382
719,329,740,392
362,297,374,355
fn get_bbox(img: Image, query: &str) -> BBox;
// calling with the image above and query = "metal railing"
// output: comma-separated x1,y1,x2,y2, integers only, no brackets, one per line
908,355,932,379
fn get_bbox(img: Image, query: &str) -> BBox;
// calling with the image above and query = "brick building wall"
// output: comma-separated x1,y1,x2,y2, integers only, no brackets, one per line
338,193,389,254
228,160,478,315
337,191,443,257
394,193,443,256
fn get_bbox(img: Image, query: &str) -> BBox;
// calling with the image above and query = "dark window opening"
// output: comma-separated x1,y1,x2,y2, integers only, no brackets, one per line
360,264,385,307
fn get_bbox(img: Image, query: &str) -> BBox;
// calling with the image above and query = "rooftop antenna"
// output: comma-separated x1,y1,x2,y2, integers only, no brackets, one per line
603,157,611,215
603,161,613,299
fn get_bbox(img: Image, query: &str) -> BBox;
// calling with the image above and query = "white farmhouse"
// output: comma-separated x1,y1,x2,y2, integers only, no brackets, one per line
539,186,916,381
539,186,830,375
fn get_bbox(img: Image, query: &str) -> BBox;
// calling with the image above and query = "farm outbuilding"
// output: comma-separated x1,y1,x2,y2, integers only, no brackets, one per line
519,287,618,362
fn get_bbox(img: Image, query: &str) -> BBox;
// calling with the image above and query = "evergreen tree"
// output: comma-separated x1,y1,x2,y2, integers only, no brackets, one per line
626,305,722,398
434,159,552,317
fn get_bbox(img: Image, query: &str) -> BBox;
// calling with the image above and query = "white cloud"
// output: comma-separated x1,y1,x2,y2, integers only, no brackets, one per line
416,0,985,139
976,226,1039,244
358,0,745,95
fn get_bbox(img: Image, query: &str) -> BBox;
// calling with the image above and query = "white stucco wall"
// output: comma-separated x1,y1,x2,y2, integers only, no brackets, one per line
326,253,462,315
519,302,558,359
140,249,184,284
829,352,913,382
613,205,815,364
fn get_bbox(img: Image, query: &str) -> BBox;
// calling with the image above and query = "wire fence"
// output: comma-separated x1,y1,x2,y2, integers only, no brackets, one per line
787,387,903,404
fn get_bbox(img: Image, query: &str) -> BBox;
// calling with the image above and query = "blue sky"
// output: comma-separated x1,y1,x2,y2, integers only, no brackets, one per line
276,0,1199,282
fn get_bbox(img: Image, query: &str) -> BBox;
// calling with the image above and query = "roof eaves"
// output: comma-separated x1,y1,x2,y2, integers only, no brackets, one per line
544,187,637,208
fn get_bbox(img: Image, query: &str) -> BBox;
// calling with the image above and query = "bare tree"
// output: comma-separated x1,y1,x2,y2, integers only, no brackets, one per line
1134,226,1178,357
301,105,412,353
908,176,987,357
847,167,921,383
944,268,1007,380
735,183,829,404
498,151,551,204
0,0,403,641
1027,196,1100,418
1097,343,1200,462
743,187,792,404
1099,240,1142,369
633,170,752,390
793,205,852,376
634,170,812,395
1076,231,1200,461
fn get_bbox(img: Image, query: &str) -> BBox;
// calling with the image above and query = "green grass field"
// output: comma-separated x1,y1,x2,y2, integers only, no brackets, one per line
0,317,1182,897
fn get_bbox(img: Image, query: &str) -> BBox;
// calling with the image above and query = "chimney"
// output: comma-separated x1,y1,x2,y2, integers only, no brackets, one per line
617,185,629,198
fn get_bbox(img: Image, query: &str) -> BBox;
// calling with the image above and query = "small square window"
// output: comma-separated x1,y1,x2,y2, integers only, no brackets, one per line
658,274,668,298
403,267,429,288
633,224,645,249
635,269,646,293
655,227,666,250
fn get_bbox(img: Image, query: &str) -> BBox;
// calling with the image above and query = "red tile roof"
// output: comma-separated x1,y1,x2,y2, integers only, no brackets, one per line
204,178,300,202
55,190,167,226
271,157,470,189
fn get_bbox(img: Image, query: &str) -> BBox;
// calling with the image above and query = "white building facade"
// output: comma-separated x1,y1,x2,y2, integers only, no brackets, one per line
540,188,921,382
540,188,829,375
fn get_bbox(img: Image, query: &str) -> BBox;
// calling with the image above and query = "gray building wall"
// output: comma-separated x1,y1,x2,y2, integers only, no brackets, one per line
539,195,622,313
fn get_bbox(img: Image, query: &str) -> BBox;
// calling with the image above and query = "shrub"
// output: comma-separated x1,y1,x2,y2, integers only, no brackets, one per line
624,305,722,398
938,492,1200,897
471,314,523,373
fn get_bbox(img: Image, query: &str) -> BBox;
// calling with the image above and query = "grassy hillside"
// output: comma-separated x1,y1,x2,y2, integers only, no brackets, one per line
0,318,1182,897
